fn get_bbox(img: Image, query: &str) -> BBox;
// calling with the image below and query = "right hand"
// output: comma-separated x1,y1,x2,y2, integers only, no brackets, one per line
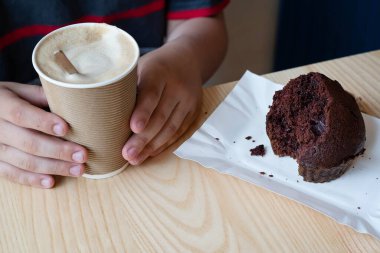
0,82,88,188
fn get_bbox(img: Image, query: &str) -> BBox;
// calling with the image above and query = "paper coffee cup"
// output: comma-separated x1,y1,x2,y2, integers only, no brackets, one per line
32,23,139,179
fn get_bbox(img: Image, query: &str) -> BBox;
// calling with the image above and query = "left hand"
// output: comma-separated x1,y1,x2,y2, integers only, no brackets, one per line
123,14,227,165
122,47,202,165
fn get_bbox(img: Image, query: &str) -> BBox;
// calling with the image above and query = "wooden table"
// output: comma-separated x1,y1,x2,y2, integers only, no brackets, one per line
1,51,380,253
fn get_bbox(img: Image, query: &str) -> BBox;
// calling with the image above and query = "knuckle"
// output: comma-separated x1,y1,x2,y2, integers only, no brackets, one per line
179,122,190,136
174,127,184,140
18,158,36,172
22,139,40,154
27,176,37,187
187,109,198,119
57,149,67,161
156,111,167,125
10,105,25,125
172,124,188,143
166,123,178,136
56,142,72,160
138,108,151,121
3,169,19,183
155,144,168,155
50,160,69,175
0,164,31,186
135,135,149,146
146,87,161,102
35,114,48,131
144,143,156,154
19,173,32,186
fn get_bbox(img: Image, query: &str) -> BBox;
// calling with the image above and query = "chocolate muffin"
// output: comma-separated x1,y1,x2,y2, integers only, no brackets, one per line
266,72,366,183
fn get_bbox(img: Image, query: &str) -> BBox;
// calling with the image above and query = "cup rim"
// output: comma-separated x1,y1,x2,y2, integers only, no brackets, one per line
32,22,139,89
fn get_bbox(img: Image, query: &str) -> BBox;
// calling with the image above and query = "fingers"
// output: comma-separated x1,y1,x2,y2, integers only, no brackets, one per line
0,120,87,163
0,161,55,188
0,144,84,177
128,107,196,165
123,91,179,162
0,88,68,136
0,83,86,188
130,107,189,164
1,82,48,108
150,111,194,157
129,77,165,133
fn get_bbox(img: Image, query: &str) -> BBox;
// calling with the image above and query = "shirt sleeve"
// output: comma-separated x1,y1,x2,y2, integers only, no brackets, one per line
167,0,230,20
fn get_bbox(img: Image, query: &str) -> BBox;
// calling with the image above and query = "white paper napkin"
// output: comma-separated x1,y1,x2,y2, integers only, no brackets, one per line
175,71,380,239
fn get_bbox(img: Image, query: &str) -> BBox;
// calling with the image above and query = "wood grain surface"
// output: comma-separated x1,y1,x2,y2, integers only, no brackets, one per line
1,51,380,253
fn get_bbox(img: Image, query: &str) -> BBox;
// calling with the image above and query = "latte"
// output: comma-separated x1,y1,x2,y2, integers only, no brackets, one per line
34,23,138,84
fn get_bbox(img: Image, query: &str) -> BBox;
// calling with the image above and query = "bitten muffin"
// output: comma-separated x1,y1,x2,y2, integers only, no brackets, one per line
266,72,366,183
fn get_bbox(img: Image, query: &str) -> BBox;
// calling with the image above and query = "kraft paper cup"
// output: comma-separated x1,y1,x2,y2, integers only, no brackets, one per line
32,23,139,179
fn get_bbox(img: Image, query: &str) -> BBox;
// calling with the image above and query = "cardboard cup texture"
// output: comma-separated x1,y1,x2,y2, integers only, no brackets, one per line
32,23,139,179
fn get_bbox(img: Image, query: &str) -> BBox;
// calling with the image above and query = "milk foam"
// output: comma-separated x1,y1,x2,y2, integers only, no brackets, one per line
35,23,138,84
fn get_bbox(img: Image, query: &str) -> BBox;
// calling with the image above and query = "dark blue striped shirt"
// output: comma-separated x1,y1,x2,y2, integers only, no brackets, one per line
0,0,228,83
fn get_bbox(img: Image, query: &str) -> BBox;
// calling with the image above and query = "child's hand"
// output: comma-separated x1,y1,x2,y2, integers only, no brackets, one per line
0,82,88,188
122,47,202,165
122,14,227,165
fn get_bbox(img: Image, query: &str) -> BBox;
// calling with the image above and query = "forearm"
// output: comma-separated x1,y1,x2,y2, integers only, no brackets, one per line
140,14,228,84
167,14,227,83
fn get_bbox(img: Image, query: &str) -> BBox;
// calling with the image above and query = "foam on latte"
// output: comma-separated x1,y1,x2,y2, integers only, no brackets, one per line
34,23,138,84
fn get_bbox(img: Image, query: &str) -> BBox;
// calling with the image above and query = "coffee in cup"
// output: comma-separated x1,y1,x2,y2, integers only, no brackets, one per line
32,23,139,179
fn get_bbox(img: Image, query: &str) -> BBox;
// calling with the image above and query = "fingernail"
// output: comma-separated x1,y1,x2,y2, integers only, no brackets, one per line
127,147,138,159
53,124,64,136
69,165,82,176
136,121,145,131
72,151,84,163
41,178,52,188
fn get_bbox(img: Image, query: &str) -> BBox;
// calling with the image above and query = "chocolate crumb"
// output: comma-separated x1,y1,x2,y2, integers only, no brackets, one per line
377,178,379,180
357,207,361,210
215,138,219,141
269,174,274,178
245,136,252,140
252,140,256,142
297,180,299,183
233,141,236,143
205,111,208,115
259,172,266,175
250,145,265,156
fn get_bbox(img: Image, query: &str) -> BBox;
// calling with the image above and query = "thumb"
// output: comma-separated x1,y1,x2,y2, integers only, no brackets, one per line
3,82,48,108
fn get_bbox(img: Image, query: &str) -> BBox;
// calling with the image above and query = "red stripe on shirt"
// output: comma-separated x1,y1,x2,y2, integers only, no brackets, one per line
76,0,164,23
0,25,59,51
167,0,229,19
0,0,164,51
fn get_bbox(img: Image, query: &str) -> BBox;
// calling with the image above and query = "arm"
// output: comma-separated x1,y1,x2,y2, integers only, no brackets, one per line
123,13,228,165
165,14,228,83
